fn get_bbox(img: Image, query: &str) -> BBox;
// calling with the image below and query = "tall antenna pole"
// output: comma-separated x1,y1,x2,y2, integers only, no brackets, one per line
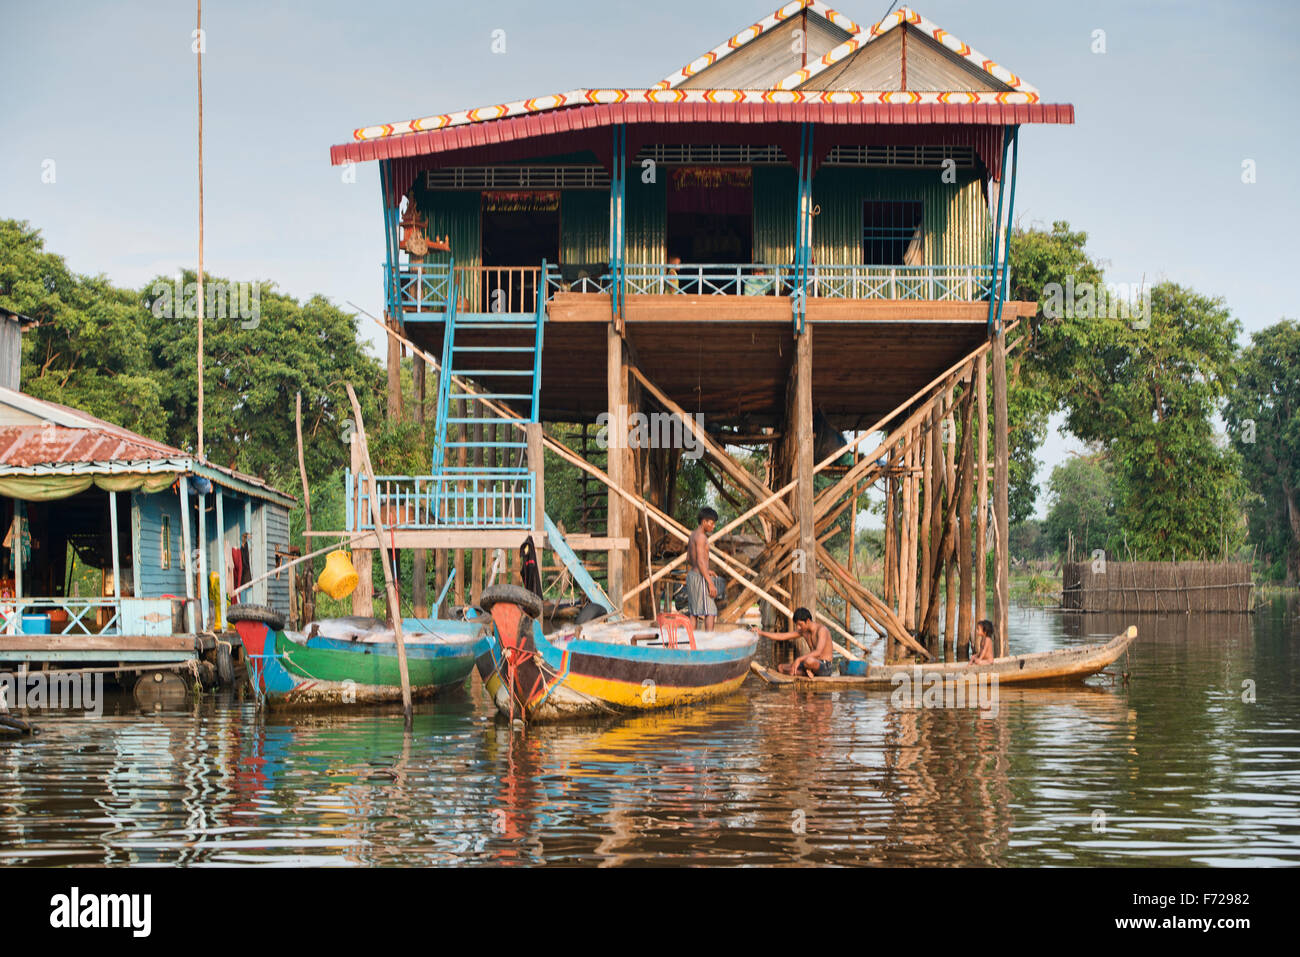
196,0,205,459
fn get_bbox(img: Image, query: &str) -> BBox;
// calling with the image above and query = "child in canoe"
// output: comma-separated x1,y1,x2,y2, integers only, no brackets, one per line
969,619,996,664
758,607,834,677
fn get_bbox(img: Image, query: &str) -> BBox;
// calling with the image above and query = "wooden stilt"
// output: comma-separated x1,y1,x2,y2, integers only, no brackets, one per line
976,352,989,624
958,378,975,659
386,315,402,423
919,412,933,629
944,383,958,658
607,324,627,612
345,383,412,721
350,431,374,617
992,329,1011,656
793,328,816,612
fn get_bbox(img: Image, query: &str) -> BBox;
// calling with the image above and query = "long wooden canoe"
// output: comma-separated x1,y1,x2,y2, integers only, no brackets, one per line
750,626,1137,691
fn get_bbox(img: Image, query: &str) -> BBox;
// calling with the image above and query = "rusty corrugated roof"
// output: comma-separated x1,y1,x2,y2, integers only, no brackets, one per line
0,387,294,504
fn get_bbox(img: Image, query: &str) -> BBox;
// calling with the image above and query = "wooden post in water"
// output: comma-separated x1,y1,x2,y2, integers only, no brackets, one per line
295,392,315,624
957,379,975,659
992,330,1010,657
976,353,989,624
794,328,816,612
606,325,628,613
350,430,373,617
345,383,413,721
944,383,958,658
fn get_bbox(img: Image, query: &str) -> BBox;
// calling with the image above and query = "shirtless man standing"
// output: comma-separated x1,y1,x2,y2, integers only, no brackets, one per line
759,607,835,677
685,507,719,631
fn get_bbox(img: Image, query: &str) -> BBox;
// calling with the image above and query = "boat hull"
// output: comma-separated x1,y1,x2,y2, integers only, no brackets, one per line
233,617,488,709
752,627,1138,690
478,618,757,723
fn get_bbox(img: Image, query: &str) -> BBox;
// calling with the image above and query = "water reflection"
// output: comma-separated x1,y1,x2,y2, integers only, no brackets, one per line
0,601,1296,866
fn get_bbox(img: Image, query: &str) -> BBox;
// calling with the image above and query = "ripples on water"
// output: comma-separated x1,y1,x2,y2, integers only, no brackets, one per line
1,603,1297,866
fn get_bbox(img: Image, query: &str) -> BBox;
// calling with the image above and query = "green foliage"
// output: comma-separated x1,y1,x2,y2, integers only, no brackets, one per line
1,220,168,436
1006,221,1106,524
1062,283,1246,559
1043,453,1116,559
144,270,384,492
1009,518,1051,561
1225,320,1300,582
1009,223,1247,560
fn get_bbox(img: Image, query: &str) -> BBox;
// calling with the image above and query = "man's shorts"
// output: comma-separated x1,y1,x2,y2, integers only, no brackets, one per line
685,569,718,617
812,658,834,677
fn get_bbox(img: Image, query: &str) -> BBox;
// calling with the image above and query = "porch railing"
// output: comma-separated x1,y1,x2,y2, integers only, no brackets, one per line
346,469,535,531
391,261,1006,311
624,263,795,296
805,264,999,301
2,597,121,636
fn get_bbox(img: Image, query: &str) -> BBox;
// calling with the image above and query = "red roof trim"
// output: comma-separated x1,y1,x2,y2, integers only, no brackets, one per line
331,101,1072,166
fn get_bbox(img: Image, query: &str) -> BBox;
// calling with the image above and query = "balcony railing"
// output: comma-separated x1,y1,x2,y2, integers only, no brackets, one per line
391,261,1006,311
805,264,999,301
346,469,535,531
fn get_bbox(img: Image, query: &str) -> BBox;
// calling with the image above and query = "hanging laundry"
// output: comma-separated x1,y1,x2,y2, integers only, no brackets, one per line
3,517,32,567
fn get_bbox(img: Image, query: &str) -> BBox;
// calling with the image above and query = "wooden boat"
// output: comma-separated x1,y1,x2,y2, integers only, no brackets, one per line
476,585,757,723
227,605,488,708
750,626,1137,690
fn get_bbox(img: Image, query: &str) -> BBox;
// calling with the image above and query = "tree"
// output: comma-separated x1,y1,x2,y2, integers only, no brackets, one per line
1061,283,1246,559
1,219,167,436
1043,453,1116,560
1006,221,1106,524
143,271,385,492
1225,320,1300,582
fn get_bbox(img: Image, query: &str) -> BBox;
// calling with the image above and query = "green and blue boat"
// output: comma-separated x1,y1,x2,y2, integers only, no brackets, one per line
228,605,489,708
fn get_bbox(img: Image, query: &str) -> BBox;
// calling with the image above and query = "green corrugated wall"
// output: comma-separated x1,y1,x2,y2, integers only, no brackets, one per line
753,167,796,264
624,170,666,264
412,188,481,271
810,167,989,266
559,190,609,266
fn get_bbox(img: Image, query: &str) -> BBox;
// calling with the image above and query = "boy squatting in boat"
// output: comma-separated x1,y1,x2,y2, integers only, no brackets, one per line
756,608,834,677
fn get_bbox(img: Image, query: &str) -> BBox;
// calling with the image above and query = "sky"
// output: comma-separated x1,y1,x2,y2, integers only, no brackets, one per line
2,0,1297,517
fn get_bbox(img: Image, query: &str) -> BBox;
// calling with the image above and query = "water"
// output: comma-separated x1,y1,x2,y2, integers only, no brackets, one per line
2,602,1297,866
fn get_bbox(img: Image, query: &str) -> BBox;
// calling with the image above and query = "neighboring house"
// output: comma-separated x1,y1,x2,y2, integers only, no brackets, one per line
0,307,37,392
0,386,294,669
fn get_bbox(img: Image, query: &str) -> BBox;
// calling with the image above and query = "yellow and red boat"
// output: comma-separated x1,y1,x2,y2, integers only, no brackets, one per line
476,585,757,723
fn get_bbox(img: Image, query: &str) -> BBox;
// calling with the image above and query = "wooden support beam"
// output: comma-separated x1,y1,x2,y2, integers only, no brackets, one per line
607,324,628,611
628,363,794,529
386,315,402,422
815,542,931,659
958,377,976,659
920,405,935,633
793,328,816,610
919,380,974,643
345,382,412,721
976,351,989,624
350,431,373,617
992,328,1010,656
944,383,958,657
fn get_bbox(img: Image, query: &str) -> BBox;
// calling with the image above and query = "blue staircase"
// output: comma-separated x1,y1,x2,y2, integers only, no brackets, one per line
432,265,546,466
424,263,547,528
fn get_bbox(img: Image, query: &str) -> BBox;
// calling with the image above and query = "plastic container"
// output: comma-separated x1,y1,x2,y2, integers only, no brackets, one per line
841,659,868,677
20,614,51,635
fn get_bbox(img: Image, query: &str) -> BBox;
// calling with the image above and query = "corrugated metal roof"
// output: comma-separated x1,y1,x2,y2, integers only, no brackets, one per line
0,387,294,504
0,425,179,467
331,100,1071,167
